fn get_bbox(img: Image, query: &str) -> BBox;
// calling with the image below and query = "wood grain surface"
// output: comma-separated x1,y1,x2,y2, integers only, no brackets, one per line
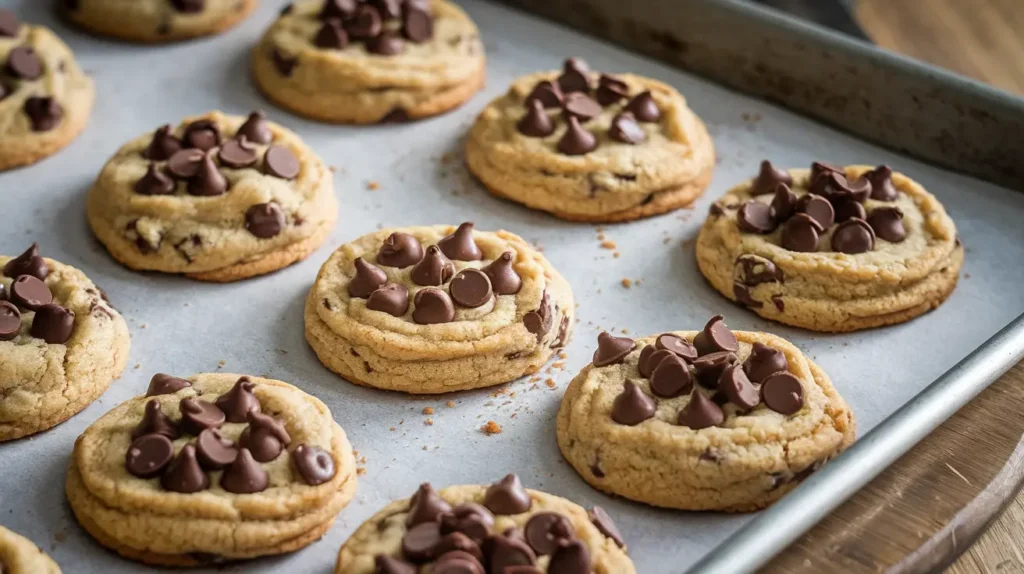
764,2,1024,573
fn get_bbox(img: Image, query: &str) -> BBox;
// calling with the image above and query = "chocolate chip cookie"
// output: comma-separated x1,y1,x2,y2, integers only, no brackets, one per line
0,10,94,171
86,110,338,282
305,222,574,393
252,0,485,123
696,162,963,332
60,0,257,43
465,58,714,222
335,474,634,573
557,316,855,511
66,372,358,566
0,244,129,441
0,526,60,573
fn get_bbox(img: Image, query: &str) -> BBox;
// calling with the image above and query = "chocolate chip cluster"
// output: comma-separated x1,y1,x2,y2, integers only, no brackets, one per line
282,0,432,63
599,316,806,430
516,58,661,156
347,223,525,325
124,375,337,494
734,161,907,254
373,474,625,573
0,11,64,132
0,244,74,345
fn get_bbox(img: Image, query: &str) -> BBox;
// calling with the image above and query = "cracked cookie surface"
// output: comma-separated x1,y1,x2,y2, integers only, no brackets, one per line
86,110,338,282
0,11,94,171
305,223,574,393
0,526,60,573
0,245,129,441
252,0,485,124
696,163,962,332
557,319,855,512
465,59,714,222
336,475,634,573
60,0,257,43
66,372,358,566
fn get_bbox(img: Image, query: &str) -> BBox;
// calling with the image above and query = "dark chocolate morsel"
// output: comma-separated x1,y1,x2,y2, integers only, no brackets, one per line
125,434,174,479
30,304,75,344
484,474,532,515
214,376,261,423
692,315,739,356
161,444,210,493
4,243,48,280
611,381,657,426
367,283,410,317
220,448,269,494
592,332,635,367
146,373,192,396
292,444,337,485
349,257,388,297
437,222,483,261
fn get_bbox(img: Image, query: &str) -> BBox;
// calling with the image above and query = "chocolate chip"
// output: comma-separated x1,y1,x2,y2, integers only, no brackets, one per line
638,347,674,378
292,444,336,485
449,269,492,308
125,434,174,479
218,137,259,168
678,388,725,429
867,206,906,243
810,161,843,181
611,381,656,425
187,152,228,196
7,46,42,80
655,333,697,361
831,218,875,254
347,5,383,39
272,49,297,76
734,283,760,308
751,160,793,196
315,20,349,49
245,203,285,238
833,198,866,223
650,354,693,398
406,483,453,526
761,372,804,414
171,0,204,13
179,398,225,436
589,507,624,548
557,57,591,94
740,344,786,385
484,474,531,515
694,352,733,388
781,213,821,252
737,200,776,234
525,80,563,109
772,295,785,311
367,283,410,316
133,164,175,196
438,222,483,261
557,116,597,155
213,377,261,423
433,552,483,574
349,257,388,297
320,0,357,20
10,275,51,310
403,522,443,562
167,148,205,179
482,252,522,295
413,287,455,324
486,535,536,572
378,232,424,268
592,332,635,367
0,302,20,341
263,145,300,179
146,373,192,396
380,108,409,123
144,125,182,160
625,91,660,122
797,194,835,229
239,411,290,462
371,0,403,18
220,448,269,494
182,119,220,151
548,540,590,574
440,503,494,544
596,74,629,106
524,512,574,556
24,97,62,132
237,110,273,144
195,428,238,470
132,399,180,440
368,31,405,55
718,364,760,412
770,184,797,220
562,92,602,121
0,9,21,37
403,6,433,42
609,111,645,144
4,243,47,280
161,445,210,493
866,165,898,201
517,99,554,137
374,555,416,574
693,315,739,356
735,254,783,286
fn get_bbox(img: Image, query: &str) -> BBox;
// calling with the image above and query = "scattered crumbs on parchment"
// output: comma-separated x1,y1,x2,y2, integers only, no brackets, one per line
621,278,633,288
217,360,226,369
557,351,567,359
613,252,620,258
133,364,141,370
389,427,397,432
552,361,565,370
681,237,697,249
621,328,629,334
140,324,147,329
545,378,556,389
741,111,763,123
422,445,429,450
445,400,456,408
422,407,434,415
357,467,367,475
600,240,616,250
425,418,434,426
367,181,380,190
965,273,971,279
481,421,502,435
440,152,458,164
663,237,672,245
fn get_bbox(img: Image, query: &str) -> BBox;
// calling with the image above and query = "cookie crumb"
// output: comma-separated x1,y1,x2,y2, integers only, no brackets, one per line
367,181,380,190
389,427,397,431
481,421,502,435
425,418,434,426
600,240,617,249
356,467,367,475
621,278,632,288
422,407,434,415
545,378,556,389
613,251,620,258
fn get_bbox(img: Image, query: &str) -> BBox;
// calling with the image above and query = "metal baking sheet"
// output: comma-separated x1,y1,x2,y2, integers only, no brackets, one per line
2,1,1024,572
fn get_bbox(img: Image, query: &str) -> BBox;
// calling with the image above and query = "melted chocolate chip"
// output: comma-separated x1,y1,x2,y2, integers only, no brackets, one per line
0,9,21,37
272,49,297,76
402,521,444,562
655,333,698,361
611,381,656,425
367,283,410,316
440,503,494,544
320,0,357,20
413,287,454,324
292,444,336,485
736,254,783,286
437,222,483,261
547,540,590,574
378,232,424,268
349,257,388,297
24,97,62,132
167,148,204,179
589,506,625,548
638,347,675,378
486,535,536,573
592,332,635,367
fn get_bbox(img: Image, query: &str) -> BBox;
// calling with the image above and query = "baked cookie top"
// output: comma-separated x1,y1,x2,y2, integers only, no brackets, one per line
73,372,354,519
0,244,128,441
336,474,634,573
0,526,60,574
311,223,571,361
0,10,93,140
86,110,337,276
466,58,714,219
60,0,256,42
